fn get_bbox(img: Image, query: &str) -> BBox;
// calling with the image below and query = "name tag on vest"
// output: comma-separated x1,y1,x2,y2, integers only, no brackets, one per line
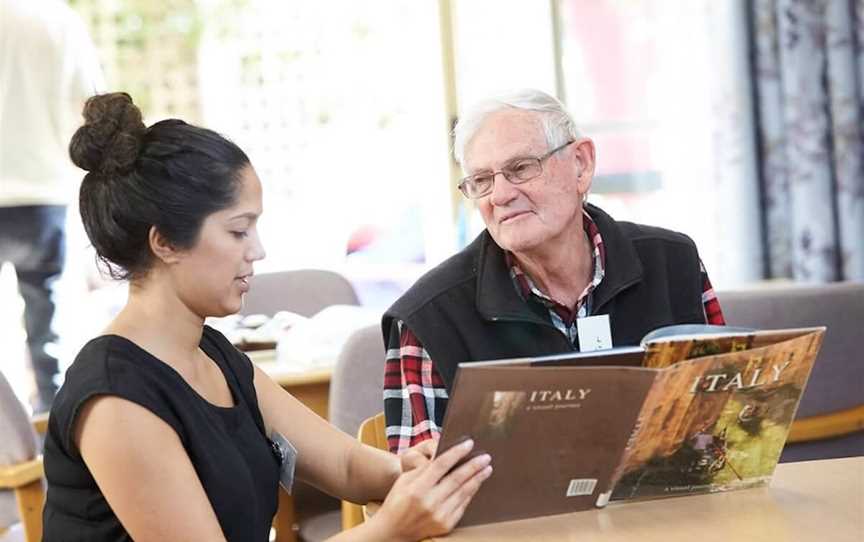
576,314,612,352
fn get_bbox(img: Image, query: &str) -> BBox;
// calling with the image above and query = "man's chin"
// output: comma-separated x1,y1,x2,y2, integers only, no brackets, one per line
491,231,542,254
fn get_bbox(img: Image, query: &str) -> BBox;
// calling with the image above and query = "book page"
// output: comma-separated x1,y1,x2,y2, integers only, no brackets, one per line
642,335,754,369
641,327,820,369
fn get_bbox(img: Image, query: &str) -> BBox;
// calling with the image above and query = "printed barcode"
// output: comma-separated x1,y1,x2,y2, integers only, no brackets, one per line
566,478,597,497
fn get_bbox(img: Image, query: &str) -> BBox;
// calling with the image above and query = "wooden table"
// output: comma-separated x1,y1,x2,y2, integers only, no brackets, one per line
424,456,864,541
250,350,333,419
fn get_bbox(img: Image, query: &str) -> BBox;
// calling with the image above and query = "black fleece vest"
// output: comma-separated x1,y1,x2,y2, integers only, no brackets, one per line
383,204,707,392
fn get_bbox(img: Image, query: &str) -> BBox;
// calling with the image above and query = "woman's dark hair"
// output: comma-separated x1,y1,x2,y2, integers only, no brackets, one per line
69,92,251,279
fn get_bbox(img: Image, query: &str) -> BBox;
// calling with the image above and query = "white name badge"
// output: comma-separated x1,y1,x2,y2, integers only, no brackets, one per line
576,314,613,352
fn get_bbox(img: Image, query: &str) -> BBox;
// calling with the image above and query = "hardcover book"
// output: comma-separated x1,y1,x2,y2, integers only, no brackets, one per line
435,325,825,527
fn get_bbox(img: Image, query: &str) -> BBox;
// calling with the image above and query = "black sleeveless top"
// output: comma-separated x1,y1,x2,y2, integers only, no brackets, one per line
42,326,280,542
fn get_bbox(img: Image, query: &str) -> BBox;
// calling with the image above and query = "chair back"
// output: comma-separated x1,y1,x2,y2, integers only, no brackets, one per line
718,281,864,460
0,371,42,541
357,413,387,451
328,325,385,438
0,373,37,468
241,269,359,317
328,324,387,532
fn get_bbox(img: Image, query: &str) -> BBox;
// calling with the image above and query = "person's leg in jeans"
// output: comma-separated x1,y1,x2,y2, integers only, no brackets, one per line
0,205,67,413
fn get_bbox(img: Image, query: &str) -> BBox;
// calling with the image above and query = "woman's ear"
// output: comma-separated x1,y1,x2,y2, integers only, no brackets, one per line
148,226,182,265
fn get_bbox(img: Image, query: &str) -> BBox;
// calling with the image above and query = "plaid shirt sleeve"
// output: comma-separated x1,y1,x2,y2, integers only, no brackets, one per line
700,261,726,325
382,319,448,454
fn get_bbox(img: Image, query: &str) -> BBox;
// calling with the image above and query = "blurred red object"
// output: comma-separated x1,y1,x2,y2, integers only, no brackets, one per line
346,224,380,255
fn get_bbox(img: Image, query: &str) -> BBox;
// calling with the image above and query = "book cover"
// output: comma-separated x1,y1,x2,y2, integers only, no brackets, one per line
610,328,824,500
434,325,825,527
436,364,655,526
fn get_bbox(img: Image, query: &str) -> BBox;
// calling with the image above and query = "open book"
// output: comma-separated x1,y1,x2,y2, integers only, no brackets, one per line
435,325,825,527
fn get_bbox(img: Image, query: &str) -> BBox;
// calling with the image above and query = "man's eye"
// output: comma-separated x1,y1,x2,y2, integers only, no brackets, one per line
473,175,493,186
511,161,533,174
231,231,248,239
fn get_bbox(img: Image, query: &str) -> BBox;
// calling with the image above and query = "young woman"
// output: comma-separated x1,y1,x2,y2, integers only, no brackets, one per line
42,92,492,542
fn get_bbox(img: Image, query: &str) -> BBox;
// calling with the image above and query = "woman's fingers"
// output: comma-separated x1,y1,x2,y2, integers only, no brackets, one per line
415,438,476,486
374,440,492,540
426,451,492,504
400,439,437,472
437,464,493,525
415,438,438,457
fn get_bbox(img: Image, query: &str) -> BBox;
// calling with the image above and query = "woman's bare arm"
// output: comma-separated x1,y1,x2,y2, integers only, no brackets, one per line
252,366,493,541
252,364,399,503
74,396,228,542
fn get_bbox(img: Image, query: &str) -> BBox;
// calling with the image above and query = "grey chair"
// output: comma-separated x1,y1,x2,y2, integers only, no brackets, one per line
0,371,43,542
717,281,864,462
240,269,359,317
296,324,384,542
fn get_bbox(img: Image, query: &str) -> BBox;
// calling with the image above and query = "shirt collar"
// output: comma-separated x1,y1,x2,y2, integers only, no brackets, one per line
475,203,642,322
505,210,606,322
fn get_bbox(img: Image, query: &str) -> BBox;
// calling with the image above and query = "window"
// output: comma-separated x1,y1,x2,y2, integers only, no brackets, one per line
70,0,460,307
557,0,762,287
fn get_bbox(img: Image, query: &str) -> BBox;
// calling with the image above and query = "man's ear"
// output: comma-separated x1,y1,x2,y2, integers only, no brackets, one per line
572,137,596,195
148,226,182,265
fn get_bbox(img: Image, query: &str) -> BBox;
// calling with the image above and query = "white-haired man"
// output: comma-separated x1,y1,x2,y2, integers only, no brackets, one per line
382,89,725,454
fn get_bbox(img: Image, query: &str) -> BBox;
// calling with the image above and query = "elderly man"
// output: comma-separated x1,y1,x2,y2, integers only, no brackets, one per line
382,89,724,454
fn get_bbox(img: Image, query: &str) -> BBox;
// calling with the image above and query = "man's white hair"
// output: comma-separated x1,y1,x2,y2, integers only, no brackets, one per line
453,88,582,166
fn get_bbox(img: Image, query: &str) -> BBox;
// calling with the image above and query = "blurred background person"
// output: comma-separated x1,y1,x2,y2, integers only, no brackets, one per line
0,0,104,412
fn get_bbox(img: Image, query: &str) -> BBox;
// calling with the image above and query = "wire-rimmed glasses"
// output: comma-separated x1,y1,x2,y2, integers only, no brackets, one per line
457,140,575,199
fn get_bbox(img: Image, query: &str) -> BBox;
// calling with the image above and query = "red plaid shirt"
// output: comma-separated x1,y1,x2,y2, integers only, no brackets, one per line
383,212,725,454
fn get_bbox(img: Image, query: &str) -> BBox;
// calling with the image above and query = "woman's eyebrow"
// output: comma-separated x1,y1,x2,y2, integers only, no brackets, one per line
229,211,258,221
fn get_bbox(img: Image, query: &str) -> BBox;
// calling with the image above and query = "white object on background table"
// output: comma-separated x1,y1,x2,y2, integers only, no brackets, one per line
276,304,380,369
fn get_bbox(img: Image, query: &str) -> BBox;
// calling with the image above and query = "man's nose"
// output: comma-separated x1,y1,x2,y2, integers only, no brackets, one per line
489,171,518,206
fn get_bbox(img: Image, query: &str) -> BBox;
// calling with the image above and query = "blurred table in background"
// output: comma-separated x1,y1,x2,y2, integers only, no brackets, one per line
250,349,332,420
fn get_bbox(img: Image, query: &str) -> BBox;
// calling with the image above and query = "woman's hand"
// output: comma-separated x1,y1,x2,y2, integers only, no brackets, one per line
369,439,492,542
399,439,437,473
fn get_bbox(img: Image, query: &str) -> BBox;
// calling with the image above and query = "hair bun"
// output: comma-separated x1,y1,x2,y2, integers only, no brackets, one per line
69,92,146,175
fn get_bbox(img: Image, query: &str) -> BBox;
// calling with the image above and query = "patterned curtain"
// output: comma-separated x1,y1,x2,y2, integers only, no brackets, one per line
749,0,864,281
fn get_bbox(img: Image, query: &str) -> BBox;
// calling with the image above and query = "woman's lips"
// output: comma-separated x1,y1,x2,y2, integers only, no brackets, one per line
236,276,251,292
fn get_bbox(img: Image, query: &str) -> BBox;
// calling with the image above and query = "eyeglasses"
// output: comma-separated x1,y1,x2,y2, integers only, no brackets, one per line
457,140,575,199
